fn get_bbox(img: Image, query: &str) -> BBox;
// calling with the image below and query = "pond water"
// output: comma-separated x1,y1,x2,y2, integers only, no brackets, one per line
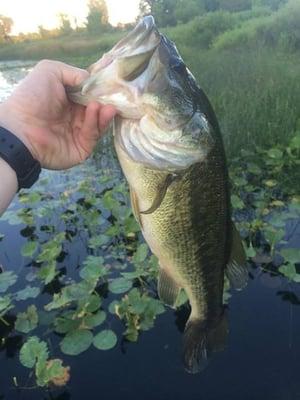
0,62,300,400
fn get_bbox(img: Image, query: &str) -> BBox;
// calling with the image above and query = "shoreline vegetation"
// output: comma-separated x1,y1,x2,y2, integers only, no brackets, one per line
0,0,299,156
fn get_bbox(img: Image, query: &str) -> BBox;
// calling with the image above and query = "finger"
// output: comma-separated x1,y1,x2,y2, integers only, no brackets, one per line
43,60,89,87
82,101,100,135
98,105,117,133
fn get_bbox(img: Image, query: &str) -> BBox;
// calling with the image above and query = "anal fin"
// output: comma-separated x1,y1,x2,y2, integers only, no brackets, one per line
158,268,180,308
226,222,248,290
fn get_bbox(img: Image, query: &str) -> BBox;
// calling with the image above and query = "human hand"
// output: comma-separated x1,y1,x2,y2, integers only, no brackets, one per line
0,60,116,170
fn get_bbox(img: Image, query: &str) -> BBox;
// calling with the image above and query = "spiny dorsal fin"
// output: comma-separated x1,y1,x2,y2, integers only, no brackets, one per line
226,223,248,290
140,173,178,215
129,187,143,228
158,268,181,308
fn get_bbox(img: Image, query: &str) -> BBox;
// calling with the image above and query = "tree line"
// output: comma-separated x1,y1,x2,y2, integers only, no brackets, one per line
139,0,289,26
0,0,290,43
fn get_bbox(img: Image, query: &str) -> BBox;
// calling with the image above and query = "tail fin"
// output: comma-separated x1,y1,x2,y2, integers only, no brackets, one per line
182,313,228,374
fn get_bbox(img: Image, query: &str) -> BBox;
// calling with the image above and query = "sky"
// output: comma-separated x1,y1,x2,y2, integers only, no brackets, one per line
0,0,141,35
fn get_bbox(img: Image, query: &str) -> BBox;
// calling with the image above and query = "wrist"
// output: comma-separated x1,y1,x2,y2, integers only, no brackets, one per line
0,156,18,215
0,105,42,191
0,101,38,161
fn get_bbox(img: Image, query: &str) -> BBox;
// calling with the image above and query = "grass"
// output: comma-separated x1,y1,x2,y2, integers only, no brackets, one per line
0,18,300,157
0,31,123,64
175,46,300,156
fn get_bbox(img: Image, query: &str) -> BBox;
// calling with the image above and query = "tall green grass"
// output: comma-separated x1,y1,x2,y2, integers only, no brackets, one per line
0,31,123,62
0,5,299,157
177,46,300,156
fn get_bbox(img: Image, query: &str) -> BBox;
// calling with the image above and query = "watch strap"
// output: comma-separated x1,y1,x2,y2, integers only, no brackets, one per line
0,126,41,191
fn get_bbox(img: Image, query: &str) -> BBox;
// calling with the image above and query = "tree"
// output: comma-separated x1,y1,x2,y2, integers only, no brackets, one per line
150,0,179,27
174,0,206,24
251,0,288,9
0,15,13,41
215,0,252,11
58,14,73,36
86,0,109,34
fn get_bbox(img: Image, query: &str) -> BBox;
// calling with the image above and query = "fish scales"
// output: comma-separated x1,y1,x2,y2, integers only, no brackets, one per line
67,15,248,373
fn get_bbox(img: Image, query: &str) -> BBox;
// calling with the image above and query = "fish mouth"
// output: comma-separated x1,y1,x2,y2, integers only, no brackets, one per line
113,16,162,82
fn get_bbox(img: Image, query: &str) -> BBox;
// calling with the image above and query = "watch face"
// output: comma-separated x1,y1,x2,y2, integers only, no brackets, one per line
0,126,41,190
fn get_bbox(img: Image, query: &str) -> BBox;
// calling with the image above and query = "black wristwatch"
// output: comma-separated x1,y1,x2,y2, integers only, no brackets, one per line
0,126,41,191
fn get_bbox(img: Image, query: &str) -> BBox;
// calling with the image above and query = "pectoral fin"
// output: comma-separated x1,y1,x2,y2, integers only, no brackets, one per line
141,173,178,215
130,188,143,228
226,223,248,290
158,268,181,308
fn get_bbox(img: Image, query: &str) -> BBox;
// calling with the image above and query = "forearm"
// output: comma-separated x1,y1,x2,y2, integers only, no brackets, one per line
0,157,18,216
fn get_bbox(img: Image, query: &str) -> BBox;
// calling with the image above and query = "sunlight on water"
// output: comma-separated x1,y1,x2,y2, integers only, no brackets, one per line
0,70,15,101
0,61,34,102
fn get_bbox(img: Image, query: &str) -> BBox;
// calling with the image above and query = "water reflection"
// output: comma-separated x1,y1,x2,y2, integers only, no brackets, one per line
277,290,300,305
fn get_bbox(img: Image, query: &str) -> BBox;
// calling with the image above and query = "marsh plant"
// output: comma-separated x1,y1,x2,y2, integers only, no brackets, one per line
0,133,299,389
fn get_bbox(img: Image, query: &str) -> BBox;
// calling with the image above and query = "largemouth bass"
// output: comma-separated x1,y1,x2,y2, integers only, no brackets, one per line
68,16,248,373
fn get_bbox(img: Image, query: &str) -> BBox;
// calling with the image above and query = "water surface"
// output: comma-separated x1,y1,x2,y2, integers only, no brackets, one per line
0,62,299,400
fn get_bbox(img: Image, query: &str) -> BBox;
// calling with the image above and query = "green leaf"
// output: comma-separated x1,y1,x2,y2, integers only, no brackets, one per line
231,194,244,210
93,329,117,350
60,329,93,355
0,271,17,293
77,294,102,313
15,305,38,333
267,148,283,159
37,261,58,285
0,211,21,225
264,227,285,247
132,243,149,264
19,192,42,204
19,336,48,368
54,313,81,334
109,277,132,294
247,162,262,175
88,235,110,249
290,135,300,150
279,263,300,282
21,241,38,258
245,243,256,258
83,311,106,329
36,358,66,387
45,281,96,311
80,256,107,281
0,295,13,316
280,248,299,265
37,233,65,263
108,300,119,314
15,286,40,301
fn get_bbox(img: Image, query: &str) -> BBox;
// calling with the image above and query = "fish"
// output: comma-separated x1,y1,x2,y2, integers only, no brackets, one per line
68,16,248,373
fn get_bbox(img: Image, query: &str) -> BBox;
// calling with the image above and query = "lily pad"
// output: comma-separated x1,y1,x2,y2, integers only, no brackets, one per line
280,248,299,265
19,336,48,368
15,305,38,333
0,271,17,293
108,278,132,294
15,286,40,301
93,329,117,350
21,241,38,258
60,329,93,355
